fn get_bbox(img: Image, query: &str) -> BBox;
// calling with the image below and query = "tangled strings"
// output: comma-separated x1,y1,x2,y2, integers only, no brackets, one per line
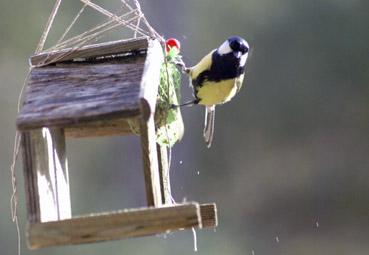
35,0,163,66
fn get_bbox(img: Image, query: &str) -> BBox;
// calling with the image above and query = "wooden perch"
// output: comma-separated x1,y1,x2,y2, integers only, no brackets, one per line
27,203,217,249
200,203,218,228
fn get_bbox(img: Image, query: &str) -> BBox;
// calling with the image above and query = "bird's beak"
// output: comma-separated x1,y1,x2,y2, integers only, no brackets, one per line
233,51,242,58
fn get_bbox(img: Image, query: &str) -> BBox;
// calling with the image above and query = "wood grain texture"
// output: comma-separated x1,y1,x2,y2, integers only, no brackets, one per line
138,39,164,207
22,131,39,223
199,203,218,228
140,113,162,207
17,54,146,131
22,128,71,223
27,203,201,249
139,39,164,120
65,117,135,138
30,37,149,66
157,145,172,204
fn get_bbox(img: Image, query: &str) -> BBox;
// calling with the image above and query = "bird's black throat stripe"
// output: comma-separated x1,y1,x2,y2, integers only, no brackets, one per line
192,51,246,91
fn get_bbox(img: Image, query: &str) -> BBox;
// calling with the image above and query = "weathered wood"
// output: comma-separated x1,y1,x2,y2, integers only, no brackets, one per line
22,132,39,223
22,128,71,223
140,113,162,207
17,55,146,131
30,37,149,66
139,39,164,207
27,203,202,249
199,203,218,228
139,39,163,120
157,145,172,204
65,117,135,138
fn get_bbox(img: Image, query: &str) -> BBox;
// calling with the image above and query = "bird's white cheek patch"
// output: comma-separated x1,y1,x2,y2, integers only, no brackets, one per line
240,53,248,67
218,41,232,55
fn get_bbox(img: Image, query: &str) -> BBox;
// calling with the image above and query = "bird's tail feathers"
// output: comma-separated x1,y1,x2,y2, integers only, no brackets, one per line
204,105,216,148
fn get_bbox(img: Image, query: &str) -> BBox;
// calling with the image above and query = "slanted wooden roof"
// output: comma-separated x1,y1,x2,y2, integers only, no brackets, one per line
17,37,163,132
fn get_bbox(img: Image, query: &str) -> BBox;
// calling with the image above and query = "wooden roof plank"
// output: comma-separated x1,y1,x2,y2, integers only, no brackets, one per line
30,37,149,66
17,55,146,130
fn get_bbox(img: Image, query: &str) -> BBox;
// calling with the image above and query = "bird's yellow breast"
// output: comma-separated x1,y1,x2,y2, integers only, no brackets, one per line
195,74,244,106
196,78,236,106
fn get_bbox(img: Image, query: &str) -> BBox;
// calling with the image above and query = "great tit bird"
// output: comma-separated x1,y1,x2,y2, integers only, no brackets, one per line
181,36,249,147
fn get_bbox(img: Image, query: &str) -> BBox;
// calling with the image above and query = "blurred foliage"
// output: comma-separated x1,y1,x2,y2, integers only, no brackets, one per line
0,0,368,255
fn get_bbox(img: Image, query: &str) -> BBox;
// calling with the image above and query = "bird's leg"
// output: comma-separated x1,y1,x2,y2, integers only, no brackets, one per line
170,99,199,109
174,58,190,74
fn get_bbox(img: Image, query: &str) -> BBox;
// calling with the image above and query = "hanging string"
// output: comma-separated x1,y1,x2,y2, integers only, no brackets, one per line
36,0,162,56
10,67,33,255
79,0,149,37
121,0,163,41
49,9,139,51
31,0,165,67
133,0,164,42
38,12,142,66
10,133,21,255
35,0,62,53
34,0,165,67
121,0,141,38
56,3,88,46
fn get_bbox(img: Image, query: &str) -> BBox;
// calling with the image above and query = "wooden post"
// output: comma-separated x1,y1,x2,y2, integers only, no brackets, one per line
139,111,162,207
139,39,164,207
22,128,71,223
157,144,172,204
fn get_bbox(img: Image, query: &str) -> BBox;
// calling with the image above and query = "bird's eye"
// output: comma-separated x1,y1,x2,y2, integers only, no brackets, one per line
228,36,249,54
230,40,241,51
242,46,249,54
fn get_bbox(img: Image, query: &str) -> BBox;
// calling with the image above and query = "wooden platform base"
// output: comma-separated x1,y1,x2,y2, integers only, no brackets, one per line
27,203,217,249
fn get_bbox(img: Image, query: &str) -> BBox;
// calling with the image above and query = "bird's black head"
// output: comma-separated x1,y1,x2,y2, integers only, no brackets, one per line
218,36,249,57
228,36,249,54
216,35,249,70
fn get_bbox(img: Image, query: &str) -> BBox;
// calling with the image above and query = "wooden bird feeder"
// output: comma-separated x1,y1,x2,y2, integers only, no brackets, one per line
16,37,217,249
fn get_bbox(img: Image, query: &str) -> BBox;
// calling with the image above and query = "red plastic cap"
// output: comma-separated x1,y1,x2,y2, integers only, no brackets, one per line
165,38,181,53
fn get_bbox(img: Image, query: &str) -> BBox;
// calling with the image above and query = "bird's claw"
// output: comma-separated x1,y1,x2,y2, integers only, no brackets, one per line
174,59,190,74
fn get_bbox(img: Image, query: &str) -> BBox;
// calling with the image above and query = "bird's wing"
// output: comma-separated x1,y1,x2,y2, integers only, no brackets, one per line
235,73,245,93
204,105,216,148
189,49,216,81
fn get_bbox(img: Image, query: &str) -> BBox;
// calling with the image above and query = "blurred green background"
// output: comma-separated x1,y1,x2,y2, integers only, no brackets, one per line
1,0,369,254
